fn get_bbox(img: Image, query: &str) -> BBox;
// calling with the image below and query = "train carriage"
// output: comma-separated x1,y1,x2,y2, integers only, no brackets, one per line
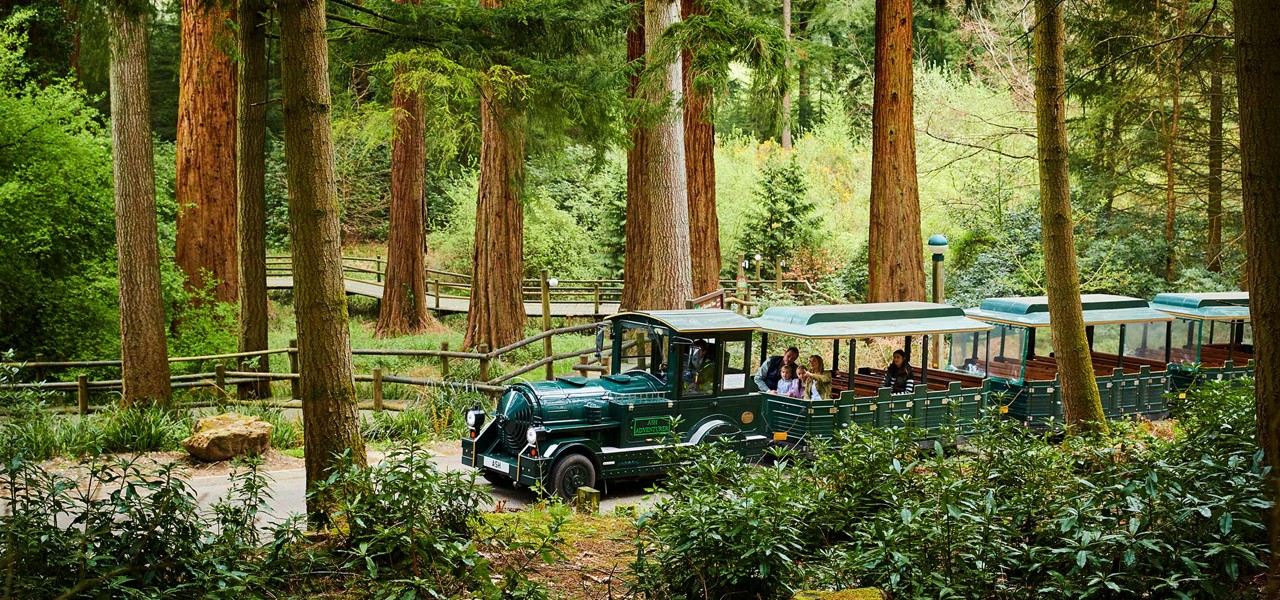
753,302,995,443
461,309,771,499
966,294,1174,426
1149,292,1254,388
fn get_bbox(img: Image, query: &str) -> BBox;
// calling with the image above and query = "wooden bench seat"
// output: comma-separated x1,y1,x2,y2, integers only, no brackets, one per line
1196,344,1253,367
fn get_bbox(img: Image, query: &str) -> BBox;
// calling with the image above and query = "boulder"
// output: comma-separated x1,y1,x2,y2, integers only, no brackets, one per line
182,413,273,462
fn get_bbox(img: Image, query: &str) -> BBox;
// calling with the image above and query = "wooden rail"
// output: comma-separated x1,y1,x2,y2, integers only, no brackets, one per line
264,254,829,315
2,322,614,415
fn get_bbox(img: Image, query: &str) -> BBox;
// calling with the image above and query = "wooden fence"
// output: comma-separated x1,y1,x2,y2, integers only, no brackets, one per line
264,254,837,311
2,323,615,415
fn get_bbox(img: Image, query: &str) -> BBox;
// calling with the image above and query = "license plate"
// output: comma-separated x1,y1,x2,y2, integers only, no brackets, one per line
482,456,511,474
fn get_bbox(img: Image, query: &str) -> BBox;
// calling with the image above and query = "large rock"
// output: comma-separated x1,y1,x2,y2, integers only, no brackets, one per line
182,413,273,462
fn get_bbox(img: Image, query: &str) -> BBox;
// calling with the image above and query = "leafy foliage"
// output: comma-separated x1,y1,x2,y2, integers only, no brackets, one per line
737,157,818,265
632,380,1268,599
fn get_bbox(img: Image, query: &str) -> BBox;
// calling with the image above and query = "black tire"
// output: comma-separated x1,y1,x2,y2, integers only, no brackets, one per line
482,469,514,488
549,453,597,500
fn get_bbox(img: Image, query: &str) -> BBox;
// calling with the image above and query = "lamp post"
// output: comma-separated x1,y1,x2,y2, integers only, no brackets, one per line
928,234,948,368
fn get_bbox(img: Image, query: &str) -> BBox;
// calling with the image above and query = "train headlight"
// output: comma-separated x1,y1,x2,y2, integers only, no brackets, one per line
526,426,546,446
465,408,486,430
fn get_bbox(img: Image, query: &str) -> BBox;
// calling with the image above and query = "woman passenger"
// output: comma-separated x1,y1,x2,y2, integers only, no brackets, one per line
800,355,832,400
882,350,915,394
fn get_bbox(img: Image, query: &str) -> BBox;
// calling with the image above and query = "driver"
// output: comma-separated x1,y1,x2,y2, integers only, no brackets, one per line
684,339,717,393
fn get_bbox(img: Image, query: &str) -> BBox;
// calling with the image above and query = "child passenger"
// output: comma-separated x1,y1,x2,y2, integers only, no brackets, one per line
775,363,803,398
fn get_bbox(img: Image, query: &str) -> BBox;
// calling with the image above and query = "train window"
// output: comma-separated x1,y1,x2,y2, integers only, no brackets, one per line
1090,325,1121,355
1169,318,1200,364
948,331,988,376
1033,326,1056,357
1241,322,1254,347
618,324,669,381
681,338,719,396
989,325,1027,381
1123,322,1168,362
722,340,748,391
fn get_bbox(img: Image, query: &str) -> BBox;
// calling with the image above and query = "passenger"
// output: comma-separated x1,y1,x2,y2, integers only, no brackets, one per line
800,355,832,400
775,363,803,398
753,346,800,392
882,350,915,394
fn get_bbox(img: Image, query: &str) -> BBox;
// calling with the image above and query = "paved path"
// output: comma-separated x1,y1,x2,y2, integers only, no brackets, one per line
187,446,660,519
266,276,621,318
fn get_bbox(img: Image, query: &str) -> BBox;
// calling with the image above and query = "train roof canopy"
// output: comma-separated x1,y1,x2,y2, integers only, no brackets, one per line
753,302,993,338
1150,292,1251,321
606,309,759,334
966,294,1174,328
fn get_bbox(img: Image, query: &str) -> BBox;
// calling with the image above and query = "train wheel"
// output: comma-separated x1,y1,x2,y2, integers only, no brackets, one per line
550,453,596,501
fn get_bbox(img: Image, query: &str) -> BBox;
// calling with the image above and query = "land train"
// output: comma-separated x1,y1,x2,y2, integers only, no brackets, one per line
461,292,1253,498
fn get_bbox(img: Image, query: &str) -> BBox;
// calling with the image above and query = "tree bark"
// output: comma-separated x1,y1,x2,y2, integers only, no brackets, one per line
780,0,792,149
621,0,649,311
1033,0,1106,433
109,4,172,408
632,0,693,310
237,0,271,399
377,66,435,336
867,0,925,303
176,0,239,302
277,0,366,524
1207,18,1224,273
681,0,721,298
1236,0,1280,591
1159,0,1186,282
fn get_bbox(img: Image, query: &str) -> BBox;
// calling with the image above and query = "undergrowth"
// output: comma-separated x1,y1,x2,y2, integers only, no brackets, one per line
632,378,1268,599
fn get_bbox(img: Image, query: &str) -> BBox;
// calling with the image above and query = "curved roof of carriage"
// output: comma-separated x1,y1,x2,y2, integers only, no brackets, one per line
1150,292,1250,321
752,302,993,338
966,294,1173,327
605,309,760,333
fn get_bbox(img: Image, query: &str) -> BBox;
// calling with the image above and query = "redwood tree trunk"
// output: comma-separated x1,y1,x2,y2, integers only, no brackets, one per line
464,85,527,350
1160,0,1186,282
109,3,172,407
278,0,366,523
1236,0,1280,589
176,0,239,302
1207,19,1224,273
867,0,925,303
621,0,649,311
633,0,693,310
1034,0,1106,433
681,0,720,298
237,0,270,399
377,67,435,336
780,0,792,149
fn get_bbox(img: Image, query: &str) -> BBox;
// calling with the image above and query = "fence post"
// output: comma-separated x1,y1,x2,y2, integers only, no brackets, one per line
575,354,589,377
33,353,44,383
478,343,491,385
541,269,554,380
602,354,611,376
288,339,300,400
77,375,89,416
776,258,783,290
376,255,383,282
372,368,384,412
433,278,441,309
593,282,601,315
440,342,451,379
215,364,228,401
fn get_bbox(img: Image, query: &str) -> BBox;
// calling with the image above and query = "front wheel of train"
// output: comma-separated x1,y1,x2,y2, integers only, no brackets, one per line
550,453,597,501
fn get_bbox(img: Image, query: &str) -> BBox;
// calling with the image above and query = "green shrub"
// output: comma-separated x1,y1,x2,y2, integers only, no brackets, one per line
94,403,193,453
632,381,1268,599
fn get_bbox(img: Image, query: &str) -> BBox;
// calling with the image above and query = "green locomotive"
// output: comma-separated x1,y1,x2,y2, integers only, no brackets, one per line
461,309,771,499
